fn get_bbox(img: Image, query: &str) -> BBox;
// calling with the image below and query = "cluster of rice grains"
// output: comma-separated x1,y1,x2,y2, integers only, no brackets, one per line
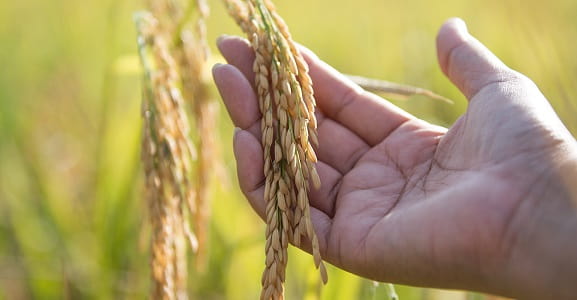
225,0,327,299
135,0,216,298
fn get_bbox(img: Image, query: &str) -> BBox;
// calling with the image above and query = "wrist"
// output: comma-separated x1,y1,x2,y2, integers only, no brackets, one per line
495,147,577,299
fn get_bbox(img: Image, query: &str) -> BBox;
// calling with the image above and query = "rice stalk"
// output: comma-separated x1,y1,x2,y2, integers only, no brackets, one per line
223,1,327,299
172,0,215,271
136,12,196,299
136,0,215,297
346,74,453,103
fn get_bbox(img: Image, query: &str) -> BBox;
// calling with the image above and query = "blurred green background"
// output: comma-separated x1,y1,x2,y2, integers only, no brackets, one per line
1,0,576,299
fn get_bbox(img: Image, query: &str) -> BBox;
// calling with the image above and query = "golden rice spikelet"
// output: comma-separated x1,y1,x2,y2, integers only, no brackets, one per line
137,0,216,295
141,0,217,275
136,12,196,299
173,0,215,271
224,1,327,299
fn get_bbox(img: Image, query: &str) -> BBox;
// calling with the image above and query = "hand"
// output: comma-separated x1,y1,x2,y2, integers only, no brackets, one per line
212,18,577,299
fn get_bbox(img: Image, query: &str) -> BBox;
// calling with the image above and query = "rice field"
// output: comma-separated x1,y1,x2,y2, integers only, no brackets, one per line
0,0,576,299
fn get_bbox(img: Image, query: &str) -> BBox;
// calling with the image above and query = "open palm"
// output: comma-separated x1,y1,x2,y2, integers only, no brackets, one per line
213,19,577,297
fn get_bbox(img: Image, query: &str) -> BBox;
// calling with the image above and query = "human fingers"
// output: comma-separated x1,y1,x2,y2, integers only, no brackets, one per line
232,127,335,249
216,37,372,175
300,46,414,146
315,114,370,174
212,63,261,139
215,65,345,217
233,128,266,219
217,35,415,146
216,35,255,86
213,62,370,177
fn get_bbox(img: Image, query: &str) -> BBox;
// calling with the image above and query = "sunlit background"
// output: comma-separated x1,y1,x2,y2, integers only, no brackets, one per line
1,0,576,299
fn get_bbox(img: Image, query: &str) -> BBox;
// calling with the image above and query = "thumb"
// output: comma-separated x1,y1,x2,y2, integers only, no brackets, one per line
437,18,519,100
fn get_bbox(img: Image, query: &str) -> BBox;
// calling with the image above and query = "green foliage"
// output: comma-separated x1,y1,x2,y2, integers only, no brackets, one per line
0,0,575,298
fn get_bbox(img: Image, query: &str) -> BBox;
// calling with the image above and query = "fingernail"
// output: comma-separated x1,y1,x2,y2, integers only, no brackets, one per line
217,34,230,46
212,62,224,71
212,63,225,79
